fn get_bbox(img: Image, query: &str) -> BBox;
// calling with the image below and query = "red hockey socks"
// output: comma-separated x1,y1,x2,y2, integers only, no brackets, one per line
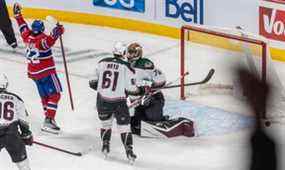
41,97,48,113
45,93,61,119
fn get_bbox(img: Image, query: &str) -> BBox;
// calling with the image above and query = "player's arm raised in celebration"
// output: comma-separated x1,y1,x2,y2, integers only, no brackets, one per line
40,24,64,50
13,3,31,42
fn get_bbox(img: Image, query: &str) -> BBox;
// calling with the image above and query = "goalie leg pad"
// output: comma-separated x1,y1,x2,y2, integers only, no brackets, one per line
141,117,195,138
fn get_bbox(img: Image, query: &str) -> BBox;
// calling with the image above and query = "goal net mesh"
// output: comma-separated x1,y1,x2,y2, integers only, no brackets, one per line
181,25,285,120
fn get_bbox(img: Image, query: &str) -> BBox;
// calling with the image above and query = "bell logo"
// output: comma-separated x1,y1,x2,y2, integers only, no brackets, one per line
260,7,285,41
165,0,204,24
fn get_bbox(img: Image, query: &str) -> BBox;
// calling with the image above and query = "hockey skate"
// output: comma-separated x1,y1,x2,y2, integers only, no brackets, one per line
101,141,110,159
41,117,61,134
126,147,137,164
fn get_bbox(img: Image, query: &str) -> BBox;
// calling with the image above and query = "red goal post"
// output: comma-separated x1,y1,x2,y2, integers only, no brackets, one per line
180,25,268,100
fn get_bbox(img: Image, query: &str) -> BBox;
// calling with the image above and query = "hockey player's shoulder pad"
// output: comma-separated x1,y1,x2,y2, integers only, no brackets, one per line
135,58,154,70
98,57,114,63
3,91,24,102
99,57,135,73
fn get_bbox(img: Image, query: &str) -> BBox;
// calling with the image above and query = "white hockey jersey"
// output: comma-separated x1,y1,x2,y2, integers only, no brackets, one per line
91,57,139,101
132,58,166,88
0,91,28,127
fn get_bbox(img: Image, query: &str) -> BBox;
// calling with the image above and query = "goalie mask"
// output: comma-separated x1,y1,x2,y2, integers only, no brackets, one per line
127,43,142,62
0,74,8,91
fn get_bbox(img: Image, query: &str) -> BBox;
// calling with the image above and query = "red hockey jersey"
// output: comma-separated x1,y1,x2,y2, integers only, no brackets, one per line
15,16,57,80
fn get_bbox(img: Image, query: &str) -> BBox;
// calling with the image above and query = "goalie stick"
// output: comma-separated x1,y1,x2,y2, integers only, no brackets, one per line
161,68,215,89
33,141,82,156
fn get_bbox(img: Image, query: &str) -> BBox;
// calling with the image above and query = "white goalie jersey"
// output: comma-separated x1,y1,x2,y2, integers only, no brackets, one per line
91,57,140,100
0,91,29,127
135,68,166,88
132,58,166,88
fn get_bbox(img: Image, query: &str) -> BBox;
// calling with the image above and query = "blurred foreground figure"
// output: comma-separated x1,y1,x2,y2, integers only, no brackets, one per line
236,67,277,170
0,0,17,48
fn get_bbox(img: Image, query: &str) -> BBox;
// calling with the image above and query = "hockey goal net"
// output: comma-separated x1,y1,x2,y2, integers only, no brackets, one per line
180,25,285,120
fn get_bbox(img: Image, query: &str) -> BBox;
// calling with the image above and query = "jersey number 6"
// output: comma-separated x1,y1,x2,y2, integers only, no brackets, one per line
102,70,119,91
0,101,15,121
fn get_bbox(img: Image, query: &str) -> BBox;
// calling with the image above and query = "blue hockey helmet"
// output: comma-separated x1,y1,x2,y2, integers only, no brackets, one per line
31,20,45,35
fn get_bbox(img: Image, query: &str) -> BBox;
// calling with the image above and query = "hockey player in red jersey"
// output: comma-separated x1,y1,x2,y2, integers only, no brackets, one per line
13,3,64,134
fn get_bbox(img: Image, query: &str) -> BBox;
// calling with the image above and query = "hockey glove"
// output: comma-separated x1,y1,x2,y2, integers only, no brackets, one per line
89,80,98,91
21,131,33,146
13,3,22,17
141,94,154,107
137,85,152,96
51,24,64,39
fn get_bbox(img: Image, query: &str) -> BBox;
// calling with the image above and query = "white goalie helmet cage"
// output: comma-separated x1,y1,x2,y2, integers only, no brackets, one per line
0,73,8,90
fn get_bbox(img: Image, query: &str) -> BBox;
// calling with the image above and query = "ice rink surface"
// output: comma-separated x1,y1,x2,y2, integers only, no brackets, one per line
0,21,284,170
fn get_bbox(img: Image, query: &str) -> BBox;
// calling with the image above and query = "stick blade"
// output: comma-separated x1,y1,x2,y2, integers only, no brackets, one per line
206,68,215,82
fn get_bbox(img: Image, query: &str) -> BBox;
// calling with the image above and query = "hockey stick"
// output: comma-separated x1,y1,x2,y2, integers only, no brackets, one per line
161,68,215,89
33,141,82,156
46,16,75,110
128,72,189,108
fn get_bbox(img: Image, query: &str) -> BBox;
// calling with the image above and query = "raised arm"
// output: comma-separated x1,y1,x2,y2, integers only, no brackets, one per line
40,24,64,50
13,3,31,43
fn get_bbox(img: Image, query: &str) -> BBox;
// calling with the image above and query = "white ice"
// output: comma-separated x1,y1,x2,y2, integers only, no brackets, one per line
0,21,284,170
